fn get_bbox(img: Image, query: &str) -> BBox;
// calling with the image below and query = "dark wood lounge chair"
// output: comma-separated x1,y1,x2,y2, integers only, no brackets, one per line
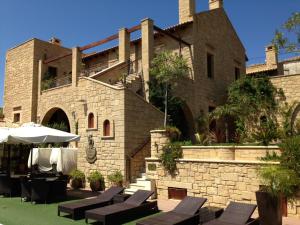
85,190,158,225
58,186,124,220
136,196,207,225
31,178,49,204
203,202,259,225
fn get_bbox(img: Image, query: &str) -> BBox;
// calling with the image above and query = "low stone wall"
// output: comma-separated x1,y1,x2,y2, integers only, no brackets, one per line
182,146,280,161
146,130,300,218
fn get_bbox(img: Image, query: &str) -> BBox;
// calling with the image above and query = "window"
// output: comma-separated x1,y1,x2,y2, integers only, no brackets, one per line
88,113,95,129
47,66,57,77
207,53,214,78
235,67,240,80
103,120,110,137
13,113,20,123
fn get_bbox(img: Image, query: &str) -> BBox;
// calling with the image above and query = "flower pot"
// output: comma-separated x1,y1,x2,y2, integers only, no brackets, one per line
71,179,83,189
256,191,282,225
90,180,103,192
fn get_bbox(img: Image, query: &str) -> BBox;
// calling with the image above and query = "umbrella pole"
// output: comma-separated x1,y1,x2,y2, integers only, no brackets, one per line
30,144,33,176
7,144,11,176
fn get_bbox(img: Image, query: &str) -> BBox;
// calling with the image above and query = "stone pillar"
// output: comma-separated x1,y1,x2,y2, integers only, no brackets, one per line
119,28,130,63
72,47,81,87
37,59,43,97
265,45,278,68
150,130,170,157
209,0,223,10
141,18,154,102
179,0,195,24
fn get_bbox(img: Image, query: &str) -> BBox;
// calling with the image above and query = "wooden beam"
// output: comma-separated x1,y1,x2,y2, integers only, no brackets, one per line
44,24,141,64
43,52,72,64
153,25,191,46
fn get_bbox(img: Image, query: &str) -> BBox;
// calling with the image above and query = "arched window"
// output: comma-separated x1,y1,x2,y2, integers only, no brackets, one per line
103,120,110,136
88,113,95,129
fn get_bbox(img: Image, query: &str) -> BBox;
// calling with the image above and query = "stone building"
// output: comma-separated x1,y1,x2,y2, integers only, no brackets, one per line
3,0,246,182
247,45,300,127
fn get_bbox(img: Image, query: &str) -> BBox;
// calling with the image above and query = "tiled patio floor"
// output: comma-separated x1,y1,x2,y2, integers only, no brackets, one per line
157,199,300,225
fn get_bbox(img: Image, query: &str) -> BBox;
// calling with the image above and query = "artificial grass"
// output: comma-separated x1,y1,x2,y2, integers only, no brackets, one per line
0,197,159,225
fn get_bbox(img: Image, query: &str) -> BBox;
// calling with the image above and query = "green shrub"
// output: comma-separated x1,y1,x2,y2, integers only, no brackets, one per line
70,169,85,182
88,171,104,183
252,118,278,146
159,142,182,174
107,171,123,186
165,126,181,142
279,136,300,177
258,165,300,199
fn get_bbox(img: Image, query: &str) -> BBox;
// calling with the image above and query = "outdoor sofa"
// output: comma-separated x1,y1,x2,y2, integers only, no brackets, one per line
136,196,207,225
58,186,124,220
85,190,158,225
203,202,259,225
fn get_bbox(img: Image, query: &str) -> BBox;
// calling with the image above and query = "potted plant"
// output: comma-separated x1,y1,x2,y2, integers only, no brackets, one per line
107,170,123,187
87,171,104,192
70,169,85,189
257,165,299,225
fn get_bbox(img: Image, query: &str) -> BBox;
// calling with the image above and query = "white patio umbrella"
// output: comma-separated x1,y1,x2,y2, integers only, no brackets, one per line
0,127,10,143
8,122,80,144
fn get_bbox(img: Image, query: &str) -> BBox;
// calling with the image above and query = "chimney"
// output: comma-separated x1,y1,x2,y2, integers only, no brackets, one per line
179,0,195,24
49,37,62,46
209,0,223,10
265,45,278,67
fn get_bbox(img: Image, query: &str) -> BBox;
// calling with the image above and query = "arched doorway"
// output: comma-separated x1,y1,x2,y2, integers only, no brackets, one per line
41,108,71,132
292,104,300,133
168,101,196,142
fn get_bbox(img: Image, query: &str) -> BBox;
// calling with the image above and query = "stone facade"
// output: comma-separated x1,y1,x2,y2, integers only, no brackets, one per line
3,0,246,183
146,130,300,218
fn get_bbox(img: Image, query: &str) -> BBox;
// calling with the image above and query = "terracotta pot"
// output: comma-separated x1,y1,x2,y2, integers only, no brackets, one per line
256,191,282,225
71,179,83,189
90,180,103,192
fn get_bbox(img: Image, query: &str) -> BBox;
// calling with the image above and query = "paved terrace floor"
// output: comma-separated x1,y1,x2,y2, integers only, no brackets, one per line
157,199,300,225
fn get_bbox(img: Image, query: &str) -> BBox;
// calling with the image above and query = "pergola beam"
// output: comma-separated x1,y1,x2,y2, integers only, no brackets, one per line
44,24,141,64
153,25,191,47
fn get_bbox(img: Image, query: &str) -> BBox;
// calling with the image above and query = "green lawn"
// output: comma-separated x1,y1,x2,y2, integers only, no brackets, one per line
0,197,159,225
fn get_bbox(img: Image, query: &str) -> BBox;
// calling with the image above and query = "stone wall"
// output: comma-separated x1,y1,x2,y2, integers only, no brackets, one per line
182,146,280,161
4,38,71,124
146,130,300,218
271,74,300,106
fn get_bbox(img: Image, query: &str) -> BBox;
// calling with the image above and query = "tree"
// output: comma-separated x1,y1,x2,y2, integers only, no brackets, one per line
150,51,189,127
212,75,283,144
272,12,300,53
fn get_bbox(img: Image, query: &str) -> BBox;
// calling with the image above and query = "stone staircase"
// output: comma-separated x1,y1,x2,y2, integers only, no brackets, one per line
114,73,143,94
124,172,155,197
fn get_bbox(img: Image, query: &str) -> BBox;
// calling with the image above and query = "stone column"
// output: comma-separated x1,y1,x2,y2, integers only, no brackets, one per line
119,28,130,63
72,47,81,87
141,18,154,102
209,0,223,10
37,59,43,98
150,130,170,157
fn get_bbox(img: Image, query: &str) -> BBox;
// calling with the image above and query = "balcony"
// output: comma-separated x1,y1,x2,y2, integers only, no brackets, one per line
41,74,72,91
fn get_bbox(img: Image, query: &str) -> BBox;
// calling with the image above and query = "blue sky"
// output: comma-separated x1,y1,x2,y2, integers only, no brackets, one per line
0,0,299,106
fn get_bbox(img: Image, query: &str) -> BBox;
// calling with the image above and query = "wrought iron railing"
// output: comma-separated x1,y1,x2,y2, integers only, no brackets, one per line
41,74,72,91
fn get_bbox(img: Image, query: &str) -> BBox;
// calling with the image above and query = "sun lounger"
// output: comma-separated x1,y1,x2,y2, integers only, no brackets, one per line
136,196,207,225
203,202,259,225
85,190,158,225
58,186,124,220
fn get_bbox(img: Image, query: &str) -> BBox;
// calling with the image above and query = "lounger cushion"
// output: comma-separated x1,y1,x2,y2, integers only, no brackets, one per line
137,212,194,225
85,202,135,221
173,196,207,216
124,190,154,206
218,202,257,224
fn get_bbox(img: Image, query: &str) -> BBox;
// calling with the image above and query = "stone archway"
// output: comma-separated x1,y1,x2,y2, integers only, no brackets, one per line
41,107,71,132
169,100,196,142
291,104,300,132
